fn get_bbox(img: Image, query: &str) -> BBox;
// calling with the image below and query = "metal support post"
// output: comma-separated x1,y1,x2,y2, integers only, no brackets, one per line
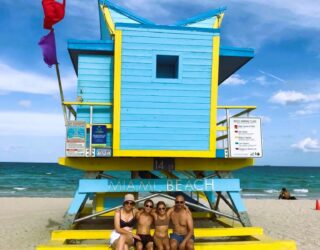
55,64,67,124
60,171,100,229
89,106,93,157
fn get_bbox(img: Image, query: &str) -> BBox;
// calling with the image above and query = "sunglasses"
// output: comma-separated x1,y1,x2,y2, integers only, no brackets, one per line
158,207,166,211
175,201,184,204
145,204,153,208
124,201,135,206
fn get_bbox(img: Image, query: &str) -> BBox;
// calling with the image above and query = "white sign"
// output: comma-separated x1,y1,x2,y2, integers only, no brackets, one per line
95,148,112,157
228,117,262,158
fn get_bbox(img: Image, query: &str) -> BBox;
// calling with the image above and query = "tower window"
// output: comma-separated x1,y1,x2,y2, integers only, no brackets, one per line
156,55,179,79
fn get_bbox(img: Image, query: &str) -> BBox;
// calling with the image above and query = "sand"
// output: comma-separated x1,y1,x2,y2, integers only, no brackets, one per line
245,199,320,250
0,198,319,250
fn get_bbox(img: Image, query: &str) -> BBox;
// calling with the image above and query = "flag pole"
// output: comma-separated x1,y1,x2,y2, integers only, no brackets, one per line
40,0,68,124
55,63,67,125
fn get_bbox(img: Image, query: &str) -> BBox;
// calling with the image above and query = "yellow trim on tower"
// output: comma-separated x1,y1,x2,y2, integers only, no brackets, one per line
217,105,256,109
113,150,214,158
109,19,221,158
63,101,112,106
86,124,112,129
216,125,227,131
213,13,225,28
209,35,221,157
100,5,115,35
113,34,222,158
58,157,254,171
95,193,105,215
113,30,122,156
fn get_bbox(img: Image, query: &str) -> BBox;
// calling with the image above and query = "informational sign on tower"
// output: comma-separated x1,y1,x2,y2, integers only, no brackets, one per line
65,121,86,157
228,117,262,158
92,125,107,146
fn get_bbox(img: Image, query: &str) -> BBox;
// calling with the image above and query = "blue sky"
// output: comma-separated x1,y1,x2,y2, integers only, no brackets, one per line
0,0,319,166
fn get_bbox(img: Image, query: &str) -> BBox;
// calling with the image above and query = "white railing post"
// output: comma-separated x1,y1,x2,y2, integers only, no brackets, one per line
90,106,93,157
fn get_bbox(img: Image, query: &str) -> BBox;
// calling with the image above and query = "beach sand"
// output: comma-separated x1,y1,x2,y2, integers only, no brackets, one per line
0,198,319,250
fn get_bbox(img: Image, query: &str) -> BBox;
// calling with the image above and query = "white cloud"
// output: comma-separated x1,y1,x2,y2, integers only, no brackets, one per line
242,0,320,28
270,91,306,105
295,103,320,116
117,0,320,25
18,100,31,108
0,61,76,95
226,0,320,47
291,137,320,153
223,74,247,86
0,111,65,136
255,75,267,86
98,0,320,52
270,90,320,105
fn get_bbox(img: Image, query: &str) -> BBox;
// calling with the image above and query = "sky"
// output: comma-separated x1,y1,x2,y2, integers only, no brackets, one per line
0,0,319,166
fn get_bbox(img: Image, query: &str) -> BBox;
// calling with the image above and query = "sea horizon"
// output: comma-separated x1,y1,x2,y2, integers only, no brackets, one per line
0,162,319,199
1,161,319,168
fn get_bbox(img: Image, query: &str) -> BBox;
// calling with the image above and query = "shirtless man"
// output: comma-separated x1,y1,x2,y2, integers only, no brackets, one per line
170,195,194,250
135,199,154,250
279,187,296,200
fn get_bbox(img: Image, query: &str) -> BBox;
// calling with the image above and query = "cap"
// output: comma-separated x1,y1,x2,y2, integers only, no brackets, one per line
124,194,135,203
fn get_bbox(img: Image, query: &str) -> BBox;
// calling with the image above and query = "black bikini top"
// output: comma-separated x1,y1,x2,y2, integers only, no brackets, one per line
119,209,136,228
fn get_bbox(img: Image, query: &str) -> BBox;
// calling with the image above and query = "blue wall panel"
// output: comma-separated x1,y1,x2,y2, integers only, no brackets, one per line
186,16,217,28
119,27,215,150
77,55,113,146
109,9,138,24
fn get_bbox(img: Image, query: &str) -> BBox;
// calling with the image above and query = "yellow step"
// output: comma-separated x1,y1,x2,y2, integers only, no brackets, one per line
51,227,264,241
37,245,109,250
195,240,296,250
37,240,296,250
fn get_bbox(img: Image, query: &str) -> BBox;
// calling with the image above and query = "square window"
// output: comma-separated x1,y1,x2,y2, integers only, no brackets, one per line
156,55,179,79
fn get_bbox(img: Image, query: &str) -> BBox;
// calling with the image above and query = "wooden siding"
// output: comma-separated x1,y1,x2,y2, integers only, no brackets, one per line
186,16,217,28
77,54,113,134
109,9,138,24
119,27,215,150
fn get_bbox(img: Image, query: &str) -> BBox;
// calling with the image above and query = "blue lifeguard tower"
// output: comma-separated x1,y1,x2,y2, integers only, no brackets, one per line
37,1,296,249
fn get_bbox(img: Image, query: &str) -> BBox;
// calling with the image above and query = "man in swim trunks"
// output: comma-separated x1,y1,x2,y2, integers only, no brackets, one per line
135,199,154,250
278,187,297,200
170,195,194,250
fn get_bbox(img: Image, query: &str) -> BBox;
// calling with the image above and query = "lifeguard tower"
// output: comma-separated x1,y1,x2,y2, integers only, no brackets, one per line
37,1,296,249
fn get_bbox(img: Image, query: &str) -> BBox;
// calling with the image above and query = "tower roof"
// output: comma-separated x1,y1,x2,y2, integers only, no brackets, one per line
176,7,227,27
100,0,154,25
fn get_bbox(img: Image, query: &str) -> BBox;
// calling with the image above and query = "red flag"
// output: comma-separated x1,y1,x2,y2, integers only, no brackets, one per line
42,0,66,30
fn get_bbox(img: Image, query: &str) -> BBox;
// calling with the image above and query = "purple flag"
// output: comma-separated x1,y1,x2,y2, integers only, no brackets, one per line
38,29,58,67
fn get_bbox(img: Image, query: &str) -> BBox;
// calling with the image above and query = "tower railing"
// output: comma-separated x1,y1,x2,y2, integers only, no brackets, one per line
216,106,256,156
63,101,113,157
62,102,256,158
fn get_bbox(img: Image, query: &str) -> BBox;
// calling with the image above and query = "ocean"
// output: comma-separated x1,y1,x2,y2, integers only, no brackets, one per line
0,162,319,199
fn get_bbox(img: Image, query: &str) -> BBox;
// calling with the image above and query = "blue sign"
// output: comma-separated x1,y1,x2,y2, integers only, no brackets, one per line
92,125,107,145
79,179,241,193
67,122,86,140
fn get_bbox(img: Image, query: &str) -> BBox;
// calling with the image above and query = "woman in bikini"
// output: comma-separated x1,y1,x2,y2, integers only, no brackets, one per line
151,201,173,250
110,194,141,250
